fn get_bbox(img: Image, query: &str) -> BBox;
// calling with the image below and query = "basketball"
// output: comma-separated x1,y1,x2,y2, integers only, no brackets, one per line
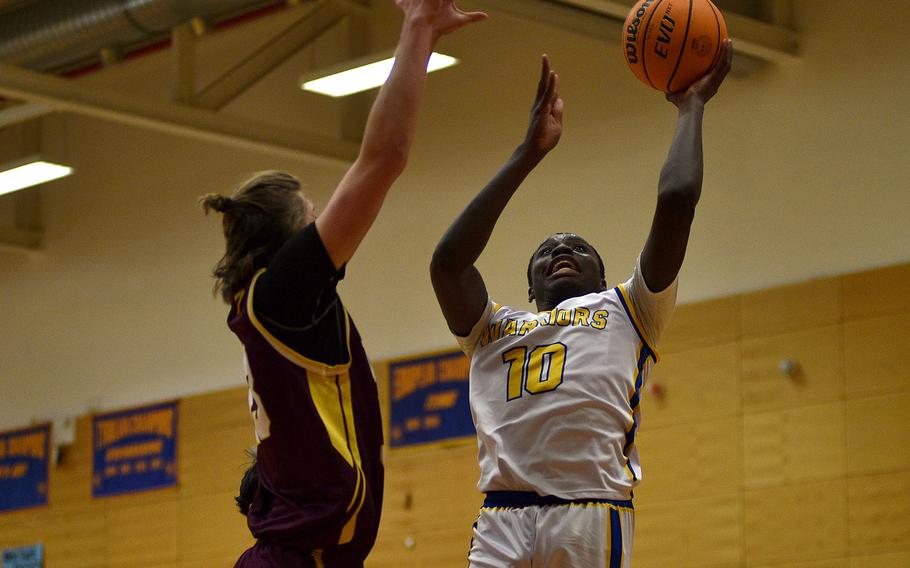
622,0,728,92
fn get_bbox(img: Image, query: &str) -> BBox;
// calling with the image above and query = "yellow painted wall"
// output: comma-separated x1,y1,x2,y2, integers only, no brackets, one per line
1,262,908,566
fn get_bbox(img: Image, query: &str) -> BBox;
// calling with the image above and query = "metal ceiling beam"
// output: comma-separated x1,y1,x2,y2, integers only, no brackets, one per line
0,102,53,129
171,20,201,104
474,0,799,64
194,1,352,111
0,61,360,166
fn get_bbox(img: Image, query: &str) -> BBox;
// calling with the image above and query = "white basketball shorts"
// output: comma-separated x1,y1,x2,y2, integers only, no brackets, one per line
467,492,634,568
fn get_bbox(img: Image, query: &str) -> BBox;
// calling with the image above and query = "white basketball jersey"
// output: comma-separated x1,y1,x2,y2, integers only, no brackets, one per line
457,263,674,501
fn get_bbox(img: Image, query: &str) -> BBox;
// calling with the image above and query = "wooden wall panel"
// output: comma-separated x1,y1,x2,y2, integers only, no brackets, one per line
635,417,741,502
634,492,742,568
179,492,253,564
843,264,910,320
180,387,248,433
104,492,178,567
178,387,254,501
744,479,848,564
850,552,910,567
741,277,842,337
741,325,844,411
179,421,255,498
0,507,47,549
645,343,740,428
659,296,740,353
368,526,474,568
847,472,910,556
41,503,105,567
381,444,481,533
750,560,848,568
372,444,479,568
845,393,910,476
844,313,910,397
743,402,846,488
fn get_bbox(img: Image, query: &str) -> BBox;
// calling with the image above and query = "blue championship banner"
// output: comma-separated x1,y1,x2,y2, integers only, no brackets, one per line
389,350,474,448
0,424,49,513
92,401,178,497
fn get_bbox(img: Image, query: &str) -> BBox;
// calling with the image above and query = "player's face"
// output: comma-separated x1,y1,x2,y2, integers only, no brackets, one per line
529,233,605,309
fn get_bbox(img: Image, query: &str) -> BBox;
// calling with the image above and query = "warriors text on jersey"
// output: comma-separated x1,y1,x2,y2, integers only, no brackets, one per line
456,258,676,501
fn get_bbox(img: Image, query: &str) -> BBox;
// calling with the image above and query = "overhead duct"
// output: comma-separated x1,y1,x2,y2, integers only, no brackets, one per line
0,0,283,73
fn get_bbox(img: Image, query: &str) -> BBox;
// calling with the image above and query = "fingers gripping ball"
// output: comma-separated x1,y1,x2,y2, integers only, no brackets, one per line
623,0,728,92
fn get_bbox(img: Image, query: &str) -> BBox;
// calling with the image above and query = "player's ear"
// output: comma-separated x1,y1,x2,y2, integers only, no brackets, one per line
528,287,534,303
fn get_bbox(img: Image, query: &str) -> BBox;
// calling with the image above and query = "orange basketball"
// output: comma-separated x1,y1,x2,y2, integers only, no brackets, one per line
622,0,728,93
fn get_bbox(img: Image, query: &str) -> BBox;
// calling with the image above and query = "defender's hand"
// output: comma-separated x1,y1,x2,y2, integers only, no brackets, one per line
522,55,564,161
396,0,487,40
667,39,733,108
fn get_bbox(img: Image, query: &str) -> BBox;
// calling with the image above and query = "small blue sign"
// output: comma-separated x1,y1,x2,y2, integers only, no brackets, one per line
389,350,474,448
92,401,178,497
2,543,44,568
0,424,49,513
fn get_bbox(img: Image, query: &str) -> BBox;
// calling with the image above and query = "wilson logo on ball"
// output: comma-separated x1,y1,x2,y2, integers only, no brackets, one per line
622,0,728,93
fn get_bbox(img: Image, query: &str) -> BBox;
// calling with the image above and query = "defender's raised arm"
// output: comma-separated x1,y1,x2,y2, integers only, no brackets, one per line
317,0,487,269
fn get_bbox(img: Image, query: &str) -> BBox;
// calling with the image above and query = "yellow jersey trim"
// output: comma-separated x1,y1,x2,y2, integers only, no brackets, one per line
245,269,352,376
307,369,367,545
616,283,660,363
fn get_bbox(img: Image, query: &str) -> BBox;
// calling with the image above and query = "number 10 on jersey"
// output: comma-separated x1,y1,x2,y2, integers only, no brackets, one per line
501,343,568,400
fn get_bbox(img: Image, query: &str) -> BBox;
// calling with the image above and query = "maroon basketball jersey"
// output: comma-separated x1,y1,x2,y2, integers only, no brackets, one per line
229,269,383,563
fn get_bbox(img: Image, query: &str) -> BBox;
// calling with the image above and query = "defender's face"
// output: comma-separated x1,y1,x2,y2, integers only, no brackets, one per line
529,233,605,306
303,197,316,225
295,191,316,230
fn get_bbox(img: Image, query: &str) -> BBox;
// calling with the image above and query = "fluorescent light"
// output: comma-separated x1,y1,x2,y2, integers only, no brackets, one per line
0,160,74,197
302,52,458,98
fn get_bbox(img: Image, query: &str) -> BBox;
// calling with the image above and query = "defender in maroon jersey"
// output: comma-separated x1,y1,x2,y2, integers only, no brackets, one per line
200,2,487,565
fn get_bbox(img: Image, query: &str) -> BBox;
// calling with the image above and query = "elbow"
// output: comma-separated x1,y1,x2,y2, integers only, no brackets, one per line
430,245,458,283
429,247,450,278
656,183,699,221
359,141,409,179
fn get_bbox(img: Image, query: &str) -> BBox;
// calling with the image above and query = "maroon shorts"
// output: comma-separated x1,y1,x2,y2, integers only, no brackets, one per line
234,542,364,568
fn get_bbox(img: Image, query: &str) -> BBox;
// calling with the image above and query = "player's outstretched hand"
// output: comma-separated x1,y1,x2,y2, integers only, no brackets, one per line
522,55,564,161
666,38,733,108
396,0,487,40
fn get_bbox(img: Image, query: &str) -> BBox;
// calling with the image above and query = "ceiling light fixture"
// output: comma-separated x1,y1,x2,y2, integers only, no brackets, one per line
0,157,74,197
301,52,458,98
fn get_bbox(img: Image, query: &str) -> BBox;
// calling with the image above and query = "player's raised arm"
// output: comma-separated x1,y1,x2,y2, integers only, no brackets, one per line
431,56,563,335
639,39,733,292
316,0,486,269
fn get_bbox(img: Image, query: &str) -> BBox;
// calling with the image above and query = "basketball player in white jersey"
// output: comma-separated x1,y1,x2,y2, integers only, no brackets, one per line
430,42,732,568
